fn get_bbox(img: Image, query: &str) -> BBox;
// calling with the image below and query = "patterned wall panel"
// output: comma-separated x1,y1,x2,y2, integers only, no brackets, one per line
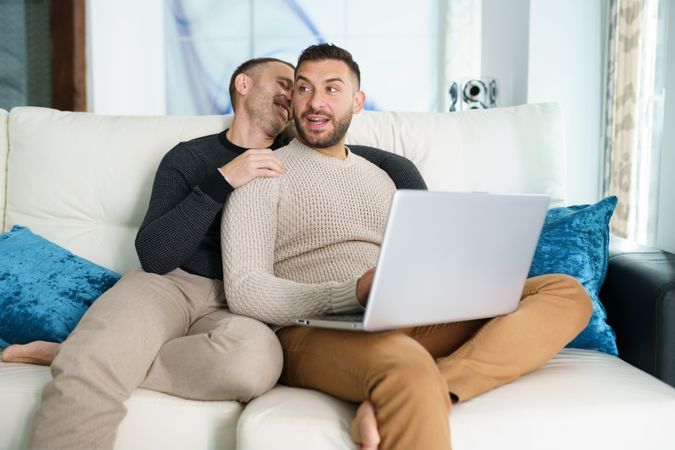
165,0,441,115
24,0,52,107
0,0,28,109
0,0,51,110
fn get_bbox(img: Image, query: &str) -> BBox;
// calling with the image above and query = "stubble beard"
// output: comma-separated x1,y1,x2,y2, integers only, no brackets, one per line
245,90,287,138
293,108,353,149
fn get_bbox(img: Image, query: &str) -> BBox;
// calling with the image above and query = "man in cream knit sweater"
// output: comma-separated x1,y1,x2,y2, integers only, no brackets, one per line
221,44,593,450
19,56,424,450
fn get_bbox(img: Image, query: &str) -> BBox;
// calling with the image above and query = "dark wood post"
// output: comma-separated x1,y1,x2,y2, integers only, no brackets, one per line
50,0,86,111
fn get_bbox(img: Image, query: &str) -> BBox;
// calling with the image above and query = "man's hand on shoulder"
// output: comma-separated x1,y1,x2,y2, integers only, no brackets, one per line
219,149,285,189
357,267,376,307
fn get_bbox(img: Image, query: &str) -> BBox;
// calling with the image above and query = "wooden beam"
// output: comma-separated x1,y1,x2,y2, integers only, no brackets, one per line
50,0,86,111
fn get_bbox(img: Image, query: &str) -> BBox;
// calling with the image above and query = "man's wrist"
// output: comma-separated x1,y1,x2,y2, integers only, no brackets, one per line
331,278,364,313
199,170,234,203
217,167,231,185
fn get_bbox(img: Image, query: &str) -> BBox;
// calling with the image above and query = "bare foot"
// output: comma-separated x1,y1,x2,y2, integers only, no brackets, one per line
351,401,381,450
1,340,58,365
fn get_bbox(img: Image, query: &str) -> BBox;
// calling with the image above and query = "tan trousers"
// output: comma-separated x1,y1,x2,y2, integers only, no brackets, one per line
278,274,593,450
30,268,283,450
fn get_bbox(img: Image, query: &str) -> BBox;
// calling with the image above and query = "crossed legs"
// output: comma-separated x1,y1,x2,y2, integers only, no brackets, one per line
278,274,593,450
3,311,281,402
29,268,282,450
20,273,591,449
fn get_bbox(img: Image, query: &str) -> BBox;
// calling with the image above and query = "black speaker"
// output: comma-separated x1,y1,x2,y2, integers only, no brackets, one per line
449,79,497,112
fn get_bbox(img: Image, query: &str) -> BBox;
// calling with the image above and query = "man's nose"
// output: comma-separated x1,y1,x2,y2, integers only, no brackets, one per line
282,86,292,102
308,90,325,110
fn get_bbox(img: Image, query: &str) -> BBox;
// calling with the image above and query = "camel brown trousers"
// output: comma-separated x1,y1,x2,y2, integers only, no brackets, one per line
278,274,593,450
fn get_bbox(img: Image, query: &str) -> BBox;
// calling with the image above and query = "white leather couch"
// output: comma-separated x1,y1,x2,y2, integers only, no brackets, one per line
1,104,675,450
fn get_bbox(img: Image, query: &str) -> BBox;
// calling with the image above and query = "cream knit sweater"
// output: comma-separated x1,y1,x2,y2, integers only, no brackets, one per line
221,139,396,326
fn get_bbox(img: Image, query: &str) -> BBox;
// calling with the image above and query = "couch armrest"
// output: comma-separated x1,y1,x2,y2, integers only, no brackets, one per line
600,236,675,387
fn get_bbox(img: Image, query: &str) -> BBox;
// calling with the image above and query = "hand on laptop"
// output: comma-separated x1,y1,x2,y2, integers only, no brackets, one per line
357,267,375,307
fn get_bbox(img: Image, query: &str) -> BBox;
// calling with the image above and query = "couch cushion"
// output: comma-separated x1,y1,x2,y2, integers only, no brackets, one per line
237,349,675,450
0,225,121,348
347,103,566,206
0,108,8,232
0,355,242,450
530,197,619,355
237,385,357,450
6,107,231,274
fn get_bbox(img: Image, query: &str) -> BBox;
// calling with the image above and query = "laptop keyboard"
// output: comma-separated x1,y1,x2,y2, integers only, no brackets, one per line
322,313,365,322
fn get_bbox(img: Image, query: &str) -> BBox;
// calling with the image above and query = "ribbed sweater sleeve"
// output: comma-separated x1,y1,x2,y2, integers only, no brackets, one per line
135,142,232,274
221,177,362,327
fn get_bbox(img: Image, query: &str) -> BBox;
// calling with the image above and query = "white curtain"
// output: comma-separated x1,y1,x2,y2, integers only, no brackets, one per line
603,0,666,244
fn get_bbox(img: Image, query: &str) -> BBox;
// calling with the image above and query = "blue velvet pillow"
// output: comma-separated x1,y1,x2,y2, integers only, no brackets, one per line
0,225,121,349
528,196,618,355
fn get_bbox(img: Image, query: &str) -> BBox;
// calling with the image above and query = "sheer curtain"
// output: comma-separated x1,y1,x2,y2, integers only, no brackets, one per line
603,0,666,244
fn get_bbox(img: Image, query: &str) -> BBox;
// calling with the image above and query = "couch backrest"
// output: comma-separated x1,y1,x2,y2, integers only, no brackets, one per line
0,108,8,232
346,103,566,204
6,104,566,274
6,107,232,274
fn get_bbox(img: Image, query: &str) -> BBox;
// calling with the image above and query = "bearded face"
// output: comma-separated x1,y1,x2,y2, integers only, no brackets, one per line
239,61,293,138
291,60,363,151
293,105,353,149
244,83,292,138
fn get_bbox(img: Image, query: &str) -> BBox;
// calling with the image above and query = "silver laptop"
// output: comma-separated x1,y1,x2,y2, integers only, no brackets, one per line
296,190,549,332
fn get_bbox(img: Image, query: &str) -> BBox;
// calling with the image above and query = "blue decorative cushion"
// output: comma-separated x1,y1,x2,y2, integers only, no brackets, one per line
0,225,121,349
528,196,618,355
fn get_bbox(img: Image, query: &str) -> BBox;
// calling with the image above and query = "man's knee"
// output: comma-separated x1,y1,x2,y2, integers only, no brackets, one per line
206,317,283,401
537,274,594,329
362,334,446,393
52,279,185,389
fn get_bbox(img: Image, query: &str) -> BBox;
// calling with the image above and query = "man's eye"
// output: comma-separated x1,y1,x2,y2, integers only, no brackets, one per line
299,85,310,92
327,87,338,93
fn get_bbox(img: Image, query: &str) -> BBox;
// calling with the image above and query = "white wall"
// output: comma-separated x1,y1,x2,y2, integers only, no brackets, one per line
527,0,605,205
443,0,483,111
87,0,165,115
480,0,605,205
481,0,530,107
85,0,610,208
656,0,675,253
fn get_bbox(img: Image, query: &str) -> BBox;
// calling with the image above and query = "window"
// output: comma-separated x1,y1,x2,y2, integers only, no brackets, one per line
164,0,442,114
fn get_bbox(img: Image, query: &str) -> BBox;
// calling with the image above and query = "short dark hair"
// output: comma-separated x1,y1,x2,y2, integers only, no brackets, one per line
296,44,361,89
229,57,295,111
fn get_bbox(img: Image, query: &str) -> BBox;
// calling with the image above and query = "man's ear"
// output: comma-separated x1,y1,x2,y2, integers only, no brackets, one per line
234,73,251,96
353,90,366,114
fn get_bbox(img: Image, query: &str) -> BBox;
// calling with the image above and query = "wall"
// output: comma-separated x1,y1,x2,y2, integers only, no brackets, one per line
480,0,605,205
87,0,165,114
481,0,530,107
165,0,442,114
526,0,605,205
88,0,441,115
85,0,610,207
656,0,675,253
